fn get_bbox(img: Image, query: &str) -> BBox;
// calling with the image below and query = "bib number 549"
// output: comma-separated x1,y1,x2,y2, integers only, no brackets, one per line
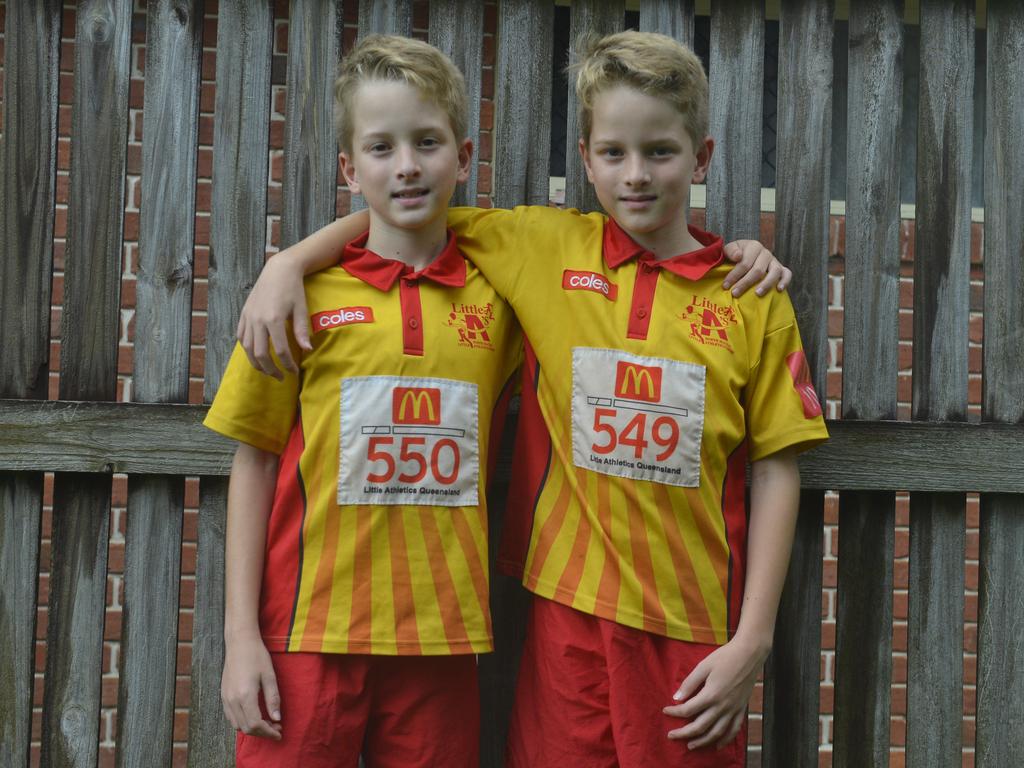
591,408,680,461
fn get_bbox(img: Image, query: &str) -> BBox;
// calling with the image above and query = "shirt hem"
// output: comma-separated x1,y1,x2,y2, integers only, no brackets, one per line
525,579,729,646
262,635,493,656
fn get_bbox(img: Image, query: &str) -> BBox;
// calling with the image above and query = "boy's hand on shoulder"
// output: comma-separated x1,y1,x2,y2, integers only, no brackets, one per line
221,635,283,740
721,240,792,297
662,633,770,751
237,254,311,380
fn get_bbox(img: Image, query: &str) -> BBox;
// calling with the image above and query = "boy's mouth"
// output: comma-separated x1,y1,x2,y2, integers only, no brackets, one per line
620,194,656,208
392,187,429,202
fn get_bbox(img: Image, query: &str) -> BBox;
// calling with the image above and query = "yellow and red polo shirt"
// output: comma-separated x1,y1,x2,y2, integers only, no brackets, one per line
205,231,521,655
448,206,828,645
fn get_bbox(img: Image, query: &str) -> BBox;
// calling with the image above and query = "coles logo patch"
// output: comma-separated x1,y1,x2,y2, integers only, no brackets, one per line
786,350,823,418
562,270,617,301
311,306,374,333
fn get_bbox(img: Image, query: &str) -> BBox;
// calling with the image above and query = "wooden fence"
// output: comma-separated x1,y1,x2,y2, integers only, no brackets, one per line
1,1,1023,766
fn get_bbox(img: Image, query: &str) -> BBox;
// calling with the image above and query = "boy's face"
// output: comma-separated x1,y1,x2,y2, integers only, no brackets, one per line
580,85,713,252
340,80,472,236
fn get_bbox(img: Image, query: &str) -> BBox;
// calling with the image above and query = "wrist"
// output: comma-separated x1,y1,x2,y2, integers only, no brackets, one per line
730,625,774,660
224,621,262,645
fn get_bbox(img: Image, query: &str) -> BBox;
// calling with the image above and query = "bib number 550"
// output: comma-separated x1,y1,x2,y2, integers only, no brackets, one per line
365,436,461,485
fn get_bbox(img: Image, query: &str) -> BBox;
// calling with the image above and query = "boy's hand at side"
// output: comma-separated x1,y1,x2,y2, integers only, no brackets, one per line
222,634,283,740
236,255,311,380
662,632,769,750
722,240,792,297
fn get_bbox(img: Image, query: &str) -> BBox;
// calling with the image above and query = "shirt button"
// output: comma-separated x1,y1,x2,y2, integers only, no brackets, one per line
637,308,647,319
408,317,419,329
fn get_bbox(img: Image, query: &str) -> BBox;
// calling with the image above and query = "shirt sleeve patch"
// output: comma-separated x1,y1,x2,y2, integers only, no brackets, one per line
786,350,823,419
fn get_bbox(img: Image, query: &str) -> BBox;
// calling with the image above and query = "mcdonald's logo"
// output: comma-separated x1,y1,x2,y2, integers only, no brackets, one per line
392,387,442,425
615,361,662,402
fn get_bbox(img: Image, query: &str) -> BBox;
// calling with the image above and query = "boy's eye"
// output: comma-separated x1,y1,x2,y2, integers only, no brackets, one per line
419,137,440,148
368,143,391,153
602,147,624,158
649,147,674,157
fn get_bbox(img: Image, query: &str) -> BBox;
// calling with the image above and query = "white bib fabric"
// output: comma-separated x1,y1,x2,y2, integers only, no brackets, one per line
571,348,705,487
339,376,480,506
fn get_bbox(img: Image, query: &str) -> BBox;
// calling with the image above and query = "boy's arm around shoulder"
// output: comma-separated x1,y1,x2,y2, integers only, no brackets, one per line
237,209,371,377
663,450,800,750
221,442,284,740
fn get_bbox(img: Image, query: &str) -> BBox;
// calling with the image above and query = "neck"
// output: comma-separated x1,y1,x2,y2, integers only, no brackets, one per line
625,209,702,261
364,216,449,272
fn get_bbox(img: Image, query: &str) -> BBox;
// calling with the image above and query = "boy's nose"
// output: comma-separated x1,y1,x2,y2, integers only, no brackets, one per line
624,156,650,185
396,146,421,177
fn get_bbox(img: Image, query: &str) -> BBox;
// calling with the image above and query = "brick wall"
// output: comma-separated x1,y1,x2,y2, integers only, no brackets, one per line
1,1,985,765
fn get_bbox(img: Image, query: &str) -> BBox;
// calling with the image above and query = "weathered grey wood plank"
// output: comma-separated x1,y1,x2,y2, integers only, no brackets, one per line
132,0,203,405
493,0,554,208
0,472,43,768
0,0,61,400
639,0,695,48
42,1,133,765
206,0,273,390
358,0,412,37
761,2,832,765
116,4,203,766
40,477,111,768
832,3,902,766
115,479,184,768
429,0,484,207
706,0,763,241
188,480,234,768
60,0,132,400
906,4,974,766
564,0,624,213
976,2,1024,765
0,4,61,765
3,401,1024,491
282,0,342,245
762,491,823,768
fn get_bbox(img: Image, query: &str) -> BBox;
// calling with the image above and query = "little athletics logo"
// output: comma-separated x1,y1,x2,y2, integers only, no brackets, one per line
446,301,495,350
682,295,737,351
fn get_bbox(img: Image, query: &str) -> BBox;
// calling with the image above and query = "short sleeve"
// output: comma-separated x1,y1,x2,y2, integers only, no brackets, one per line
448,206,597,306
203,342,300,454
744,294,830,462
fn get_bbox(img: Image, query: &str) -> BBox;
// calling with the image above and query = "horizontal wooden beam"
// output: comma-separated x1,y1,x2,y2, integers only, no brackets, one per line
0,399,1021,493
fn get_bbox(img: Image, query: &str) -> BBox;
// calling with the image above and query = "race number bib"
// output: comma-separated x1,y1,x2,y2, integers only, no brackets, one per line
338,376,479,506
572,348,705,487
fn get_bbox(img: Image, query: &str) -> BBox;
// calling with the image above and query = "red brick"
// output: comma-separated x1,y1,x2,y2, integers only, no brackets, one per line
479,99,493,131
200,81,215,113
201,48,217,82
275,20,289,54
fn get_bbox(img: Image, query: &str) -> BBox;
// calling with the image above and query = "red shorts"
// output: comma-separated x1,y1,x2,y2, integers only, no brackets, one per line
235,652,479,768
506,597,746,768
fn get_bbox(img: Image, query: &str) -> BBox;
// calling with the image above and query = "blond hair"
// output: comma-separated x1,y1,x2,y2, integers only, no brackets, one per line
571,31,709,147
334,34,467,153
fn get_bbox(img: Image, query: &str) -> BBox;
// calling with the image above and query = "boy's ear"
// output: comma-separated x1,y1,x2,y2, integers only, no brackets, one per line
578,138,596,183
339,151,360,194
456,138,474,183
691,136,714,184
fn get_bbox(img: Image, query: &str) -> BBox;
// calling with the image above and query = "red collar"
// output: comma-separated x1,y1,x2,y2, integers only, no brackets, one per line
602,218,724,280
340,229,467,291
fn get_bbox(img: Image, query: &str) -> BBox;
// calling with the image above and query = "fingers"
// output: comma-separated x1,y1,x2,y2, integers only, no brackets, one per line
672,659,708,705
293,295,313,352
268,322,297,375
722,241,791,297
250,323,284,381
262,668,282,723
715,710,746,750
